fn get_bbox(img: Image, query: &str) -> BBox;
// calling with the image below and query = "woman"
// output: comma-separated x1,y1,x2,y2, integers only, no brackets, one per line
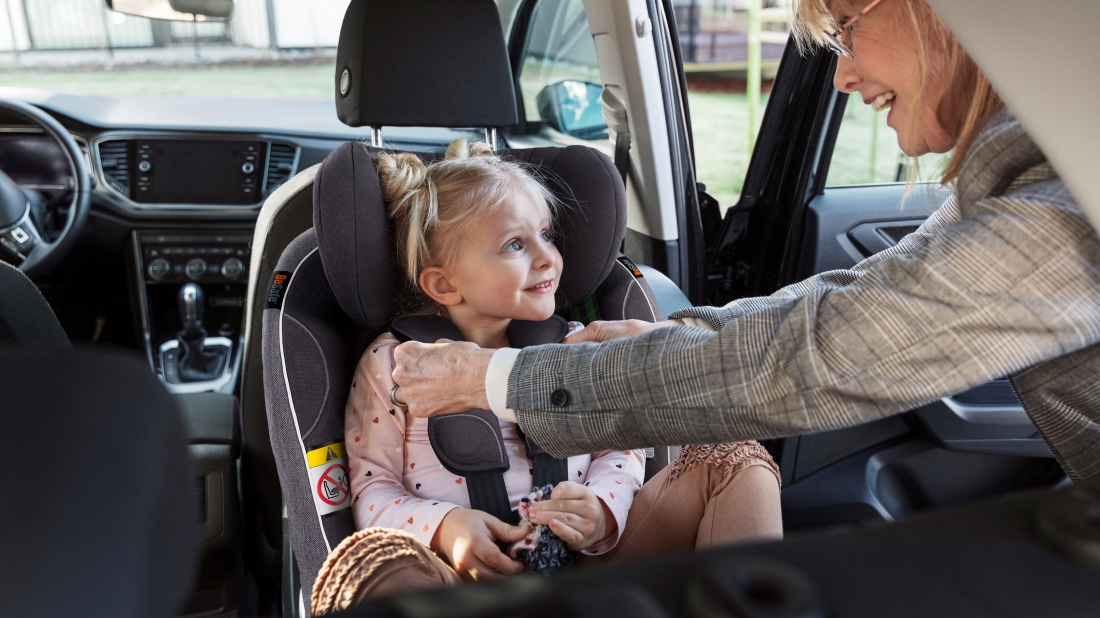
392,0,1100,484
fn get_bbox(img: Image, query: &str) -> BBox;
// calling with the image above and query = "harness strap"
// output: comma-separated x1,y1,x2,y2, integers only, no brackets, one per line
465,471,519,525
522,432,569,489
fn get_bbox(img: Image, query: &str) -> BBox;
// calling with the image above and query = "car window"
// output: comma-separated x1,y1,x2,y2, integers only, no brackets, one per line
516,0,608,148
826,95,951,186
0,1,516,100
677,1,788,212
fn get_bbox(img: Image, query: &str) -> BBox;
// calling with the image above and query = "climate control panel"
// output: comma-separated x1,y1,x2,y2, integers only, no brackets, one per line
139,232,251,285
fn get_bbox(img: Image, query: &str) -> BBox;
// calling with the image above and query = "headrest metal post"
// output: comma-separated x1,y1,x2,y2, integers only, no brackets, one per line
370,127,383,149
484,128,498,152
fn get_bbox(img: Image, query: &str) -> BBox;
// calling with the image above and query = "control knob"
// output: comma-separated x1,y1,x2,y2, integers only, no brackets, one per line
185,258,207,280
221,257,245,279
137,160,152,172
147,258,170,281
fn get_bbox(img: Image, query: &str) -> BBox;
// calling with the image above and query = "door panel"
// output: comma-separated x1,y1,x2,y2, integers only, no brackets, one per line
797,184,943,277
777,183,1062,532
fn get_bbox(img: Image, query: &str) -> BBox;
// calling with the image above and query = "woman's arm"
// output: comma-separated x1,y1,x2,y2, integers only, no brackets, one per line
390,197,961,416
508,185,1100,457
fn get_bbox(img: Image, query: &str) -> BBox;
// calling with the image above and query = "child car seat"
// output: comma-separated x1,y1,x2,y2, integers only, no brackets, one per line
261,0,675,610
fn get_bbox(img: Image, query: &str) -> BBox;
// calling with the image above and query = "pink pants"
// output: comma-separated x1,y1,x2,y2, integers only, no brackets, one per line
312,442,782,614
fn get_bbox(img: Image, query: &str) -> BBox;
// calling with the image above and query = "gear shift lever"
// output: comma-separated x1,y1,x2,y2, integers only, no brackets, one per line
179,283,205,338
176,283,222,382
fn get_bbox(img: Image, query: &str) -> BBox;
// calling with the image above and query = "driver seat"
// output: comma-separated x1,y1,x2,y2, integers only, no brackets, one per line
255,1,670,613
0,261,69,346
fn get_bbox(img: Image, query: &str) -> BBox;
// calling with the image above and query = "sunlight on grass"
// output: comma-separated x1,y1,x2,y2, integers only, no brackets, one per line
688,90,762,210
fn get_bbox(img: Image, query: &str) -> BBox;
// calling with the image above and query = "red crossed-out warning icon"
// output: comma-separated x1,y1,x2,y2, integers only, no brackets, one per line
316,463,349,506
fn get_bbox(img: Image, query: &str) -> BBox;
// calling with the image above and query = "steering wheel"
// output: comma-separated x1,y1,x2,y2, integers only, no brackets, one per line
0,99,92,278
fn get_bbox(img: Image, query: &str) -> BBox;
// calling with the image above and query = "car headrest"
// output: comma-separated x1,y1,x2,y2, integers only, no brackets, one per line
313,143,626,331
334,0,517,129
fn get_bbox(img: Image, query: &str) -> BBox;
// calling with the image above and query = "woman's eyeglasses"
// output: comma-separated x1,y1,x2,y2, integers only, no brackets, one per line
823,0,887,59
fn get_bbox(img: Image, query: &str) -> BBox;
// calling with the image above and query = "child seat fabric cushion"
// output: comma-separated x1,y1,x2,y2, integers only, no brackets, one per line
312,143,628,331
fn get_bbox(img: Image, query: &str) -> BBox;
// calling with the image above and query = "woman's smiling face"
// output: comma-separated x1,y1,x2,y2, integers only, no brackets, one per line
829,0,954,157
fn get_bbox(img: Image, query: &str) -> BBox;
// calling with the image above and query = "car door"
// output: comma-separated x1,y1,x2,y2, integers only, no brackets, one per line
671,33,1065,531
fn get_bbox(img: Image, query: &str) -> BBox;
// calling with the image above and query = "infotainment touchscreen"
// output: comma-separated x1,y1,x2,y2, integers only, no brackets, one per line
132,140,264,205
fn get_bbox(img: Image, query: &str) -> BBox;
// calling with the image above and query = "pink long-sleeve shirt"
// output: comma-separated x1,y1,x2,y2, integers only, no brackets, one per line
345,332,646,555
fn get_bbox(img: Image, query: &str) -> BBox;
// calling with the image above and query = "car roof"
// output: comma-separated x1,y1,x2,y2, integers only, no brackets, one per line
927,0,1100,232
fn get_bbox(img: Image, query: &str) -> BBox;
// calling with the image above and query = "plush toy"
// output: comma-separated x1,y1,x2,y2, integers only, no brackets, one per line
509,485,576,576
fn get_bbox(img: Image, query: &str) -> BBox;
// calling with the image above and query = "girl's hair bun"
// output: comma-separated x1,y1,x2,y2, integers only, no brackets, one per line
444,139,494,160
376,152,428,205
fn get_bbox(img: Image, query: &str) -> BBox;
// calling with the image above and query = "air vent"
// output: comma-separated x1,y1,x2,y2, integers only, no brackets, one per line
264,143,297,195
98,140,130,197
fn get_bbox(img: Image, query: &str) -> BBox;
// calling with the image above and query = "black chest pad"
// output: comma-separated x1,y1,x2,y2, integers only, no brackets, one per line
389,314,570,522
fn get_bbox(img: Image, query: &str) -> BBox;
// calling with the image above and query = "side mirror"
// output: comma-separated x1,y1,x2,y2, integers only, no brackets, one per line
105,0,233,21
536,79,608,140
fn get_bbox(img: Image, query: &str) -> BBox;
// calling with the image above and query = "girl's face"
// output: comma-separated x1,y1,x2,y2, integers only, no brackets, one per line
829,0,954,156
446,191,562,322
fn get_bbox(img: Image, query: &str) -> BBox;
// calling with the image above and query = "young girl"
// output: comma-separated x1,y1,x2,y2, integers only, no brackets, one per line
314,140,782,612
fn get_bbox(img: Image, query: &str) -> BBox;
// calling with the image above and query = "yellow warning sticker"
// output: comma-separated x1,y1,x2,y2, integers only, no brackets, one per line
306,442,346,468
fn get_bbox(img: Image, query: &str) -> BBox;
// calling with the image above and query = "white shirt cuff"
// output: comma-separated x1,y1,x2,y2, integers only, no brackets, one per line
485,347,520,422
678,316,716,330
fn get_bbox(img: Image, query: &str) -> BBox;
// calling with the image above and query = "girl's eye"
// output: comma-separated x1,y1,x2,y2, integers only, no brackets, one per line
504,240,522,252
540,229,553,242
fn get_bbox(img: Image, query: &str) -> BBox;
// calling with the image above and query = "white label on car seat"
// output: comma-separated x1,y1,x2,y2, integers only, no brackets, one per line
306,442,350,515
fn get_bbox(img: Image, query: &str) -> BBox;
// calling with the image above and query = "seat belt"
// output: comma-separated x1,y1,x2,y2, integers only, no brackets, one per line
601,86,631,185
390,314,571,526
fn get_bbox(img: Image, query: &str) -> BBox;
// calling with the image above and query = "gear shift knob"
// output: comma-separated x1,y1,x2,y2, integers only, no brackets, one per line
178,283,204,337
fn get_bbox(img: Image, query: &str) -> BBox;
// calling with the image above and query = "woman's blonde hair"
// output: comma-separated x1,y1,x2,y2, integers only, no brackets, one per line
791,0,1003,185
376,139,556,309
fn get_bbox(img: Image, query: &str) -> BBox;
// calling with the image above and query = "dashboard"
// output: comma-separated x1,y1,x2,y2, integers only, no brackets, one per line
0,86,483,378
0,87,478,217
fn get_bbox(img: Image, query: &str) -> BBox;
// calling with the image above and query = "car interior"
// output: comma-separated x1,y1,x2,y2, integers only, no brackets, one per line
0,0,1088,616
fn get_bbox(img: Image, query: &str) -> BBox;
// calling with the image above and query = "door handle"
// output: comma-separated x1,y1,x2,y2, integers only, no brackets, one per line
940,396,1031,425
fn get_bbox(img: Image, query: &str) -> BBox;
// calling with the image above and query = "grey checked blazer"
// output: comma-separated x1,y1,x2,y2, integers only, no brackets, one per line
510,109,1100,482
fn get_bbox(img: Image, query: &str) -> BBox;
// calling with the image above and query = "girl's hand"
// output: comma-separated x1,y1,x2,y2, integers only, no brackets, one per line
430,508,529,581
563,319,685,344
527,481,616,552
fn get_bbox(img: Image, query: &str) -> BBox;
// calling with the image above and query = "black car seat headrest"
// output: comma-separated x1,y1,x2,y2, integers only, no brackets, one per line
335,0,517,129
312,143,627,330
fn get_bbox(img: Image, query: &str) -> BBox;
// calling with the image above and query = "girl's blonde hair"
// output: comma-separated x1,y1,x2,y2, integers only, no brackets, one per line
376,139,556,309
791,0,1003,185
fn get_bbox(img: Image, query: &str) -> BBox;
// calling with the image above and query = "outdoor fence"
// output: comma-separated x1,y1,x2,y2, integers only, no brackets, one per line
0,0,348,53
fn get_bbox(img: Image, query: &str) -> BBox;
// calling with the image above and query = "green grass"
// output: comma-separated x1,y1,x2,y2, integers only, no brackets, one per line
687,91,762,210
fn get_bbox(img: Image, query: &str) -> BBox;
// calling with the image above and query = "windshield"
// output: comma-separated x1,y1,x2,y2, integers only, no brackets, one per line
0,0,520,99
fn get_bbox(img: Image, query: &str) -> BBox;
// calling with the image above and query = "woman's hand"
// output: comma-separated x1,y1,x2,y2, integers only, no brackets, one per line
527,481,616,552
391,340,495,418
430,508,530,581
564,319,685,344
